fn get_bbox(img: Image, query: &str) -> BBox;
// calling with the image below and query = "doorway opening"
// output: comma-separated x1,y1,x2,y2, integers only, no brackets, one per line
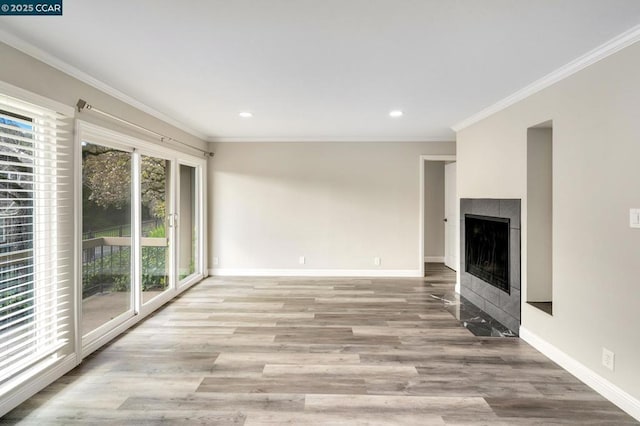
419,155,458,291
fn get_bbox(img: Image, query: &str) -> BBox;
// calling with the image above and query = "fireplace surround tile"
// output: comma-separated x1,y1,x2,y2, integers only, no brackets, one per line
501,288,521,319
469,274,482,295
483,299,519,333
460,270,471,287
474,275,501,305
460,198,473,215
500,199,521,229
459,220,466,270
472,198,500,217
510,229,521,291
461,287,485,311
460,198,521,335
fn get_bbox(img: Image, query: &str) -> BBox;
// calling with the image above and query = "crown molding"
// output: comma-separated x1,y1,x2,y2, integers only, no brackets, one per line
452,24,640,133
0,28,209,141
207,136,454,143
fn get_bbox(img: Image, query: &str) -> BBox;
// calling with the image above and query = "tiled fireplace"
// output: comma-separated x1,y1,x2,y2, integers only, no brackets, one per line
460,198,521,334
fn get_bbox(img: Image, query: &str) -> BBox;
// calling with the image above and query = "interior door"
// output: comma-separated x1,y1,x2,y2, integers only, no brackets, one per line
444,162,458,270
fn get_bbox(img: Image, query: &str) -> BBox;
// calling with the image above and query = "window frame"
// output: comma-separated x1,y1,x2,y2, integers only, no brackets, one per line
0,81,75,407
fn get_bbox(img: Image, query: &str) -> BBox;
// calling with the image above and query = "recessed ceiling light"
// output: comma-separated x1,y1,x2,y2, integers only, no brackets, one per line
389,110,403,118
239,111,253,118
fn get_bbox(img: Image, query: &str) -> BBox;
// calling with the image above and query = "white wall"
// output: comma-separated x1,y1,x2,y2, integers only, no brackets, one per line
457,42,640,406
424,161,445,259
209,141,455,275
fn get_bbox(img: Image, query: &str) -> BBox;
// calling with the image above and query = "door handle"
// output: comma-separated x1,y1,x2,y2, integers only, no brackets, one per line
443,218,448,222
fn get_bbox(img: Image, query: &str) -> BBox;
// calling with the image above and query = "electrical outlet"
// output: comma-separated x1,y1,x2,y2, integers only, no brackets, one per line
630,208,640,228
299,256,305,265
213,257,219,266
374,257,381,266
602,348,615,371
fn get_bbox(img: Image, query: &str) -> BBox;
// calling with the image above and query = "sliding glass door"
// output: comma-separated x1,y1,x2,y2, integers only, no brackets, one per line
81,141,134,338
79,123,206,350
177,164,199,285
140,154,172,305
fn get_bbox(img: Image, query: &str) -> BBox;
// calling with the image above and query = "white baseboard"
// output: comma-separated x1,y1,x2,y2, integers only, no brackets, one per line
0,353,78,417
209,268,422,278
520,326,640,421
424,256,445,263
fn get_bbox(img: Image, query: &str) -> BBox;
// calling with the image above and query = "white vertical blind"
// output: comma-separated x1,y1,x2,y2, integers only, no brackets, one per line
0,92,71,384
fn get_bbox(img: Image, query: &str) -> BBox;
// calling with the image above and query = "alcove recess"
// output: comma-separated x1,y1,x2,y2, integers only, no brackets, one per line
527,121,553,315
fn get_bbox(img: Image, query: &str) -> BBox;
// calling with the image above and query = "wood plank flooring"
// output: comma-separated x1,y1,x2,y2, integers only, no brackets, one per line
2,264,637,425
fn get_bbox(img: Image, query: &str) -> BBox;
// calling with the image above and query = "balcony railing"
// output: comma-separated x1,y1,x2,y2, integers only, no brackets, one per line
82,218,162,240
82,219,167,298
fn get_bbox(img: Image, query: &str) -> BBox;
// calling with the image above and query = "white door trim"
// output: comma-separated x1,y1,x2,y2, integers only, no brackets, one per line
418,155,457,283
444,162,458,271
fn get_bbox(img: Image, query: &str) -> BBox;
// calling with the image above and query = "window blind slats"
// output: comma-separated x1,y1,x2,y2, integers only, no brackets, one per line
0,270,56,288
0,287,69,316
0,304,68,342
0,323,68,365
0,140,69,155
0,338,67,384
0,256,71,269
0,91,71,386
0,328,69,374
0,269,70,290
0,299,69,333
0,127,69,146
0,159,68,171
0,111,67,130
0,308,68,343
0,149,69,163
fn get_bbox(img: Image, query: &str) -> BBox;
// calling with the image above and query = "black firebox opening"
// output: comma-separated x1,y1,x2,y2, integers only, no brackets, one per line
465,214,510,293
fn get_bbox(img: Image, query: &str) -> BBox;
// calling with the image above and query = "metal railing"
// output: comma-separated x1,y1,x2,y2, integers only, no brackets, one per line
82,218,162,240
82,219,168,298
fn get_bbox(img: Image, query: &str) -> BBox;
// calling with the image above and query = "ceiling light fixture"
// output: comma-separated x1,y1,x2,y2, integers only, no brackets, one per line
389,110,403,118
239,111,253,118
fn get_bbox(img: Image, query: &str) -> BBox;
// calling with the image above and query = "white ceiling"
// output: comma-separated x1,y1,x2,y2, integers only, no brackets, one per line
1,0,640,142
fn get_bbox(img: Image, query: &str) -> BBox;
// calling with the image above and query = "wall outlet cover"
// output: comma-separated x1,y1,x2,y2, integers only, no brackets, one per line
630,208,640,228
602,347,615,371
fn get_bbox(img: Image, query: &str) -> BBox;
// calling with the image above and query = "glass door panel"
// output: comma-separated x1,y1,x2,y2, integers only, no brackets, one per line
141,154,171,304
81,142,133,337
178,164,198,282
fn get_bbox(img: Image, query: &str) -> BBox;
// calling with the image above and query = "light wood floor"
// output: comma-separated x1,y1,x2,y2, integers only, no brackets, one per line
2,264,637,425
